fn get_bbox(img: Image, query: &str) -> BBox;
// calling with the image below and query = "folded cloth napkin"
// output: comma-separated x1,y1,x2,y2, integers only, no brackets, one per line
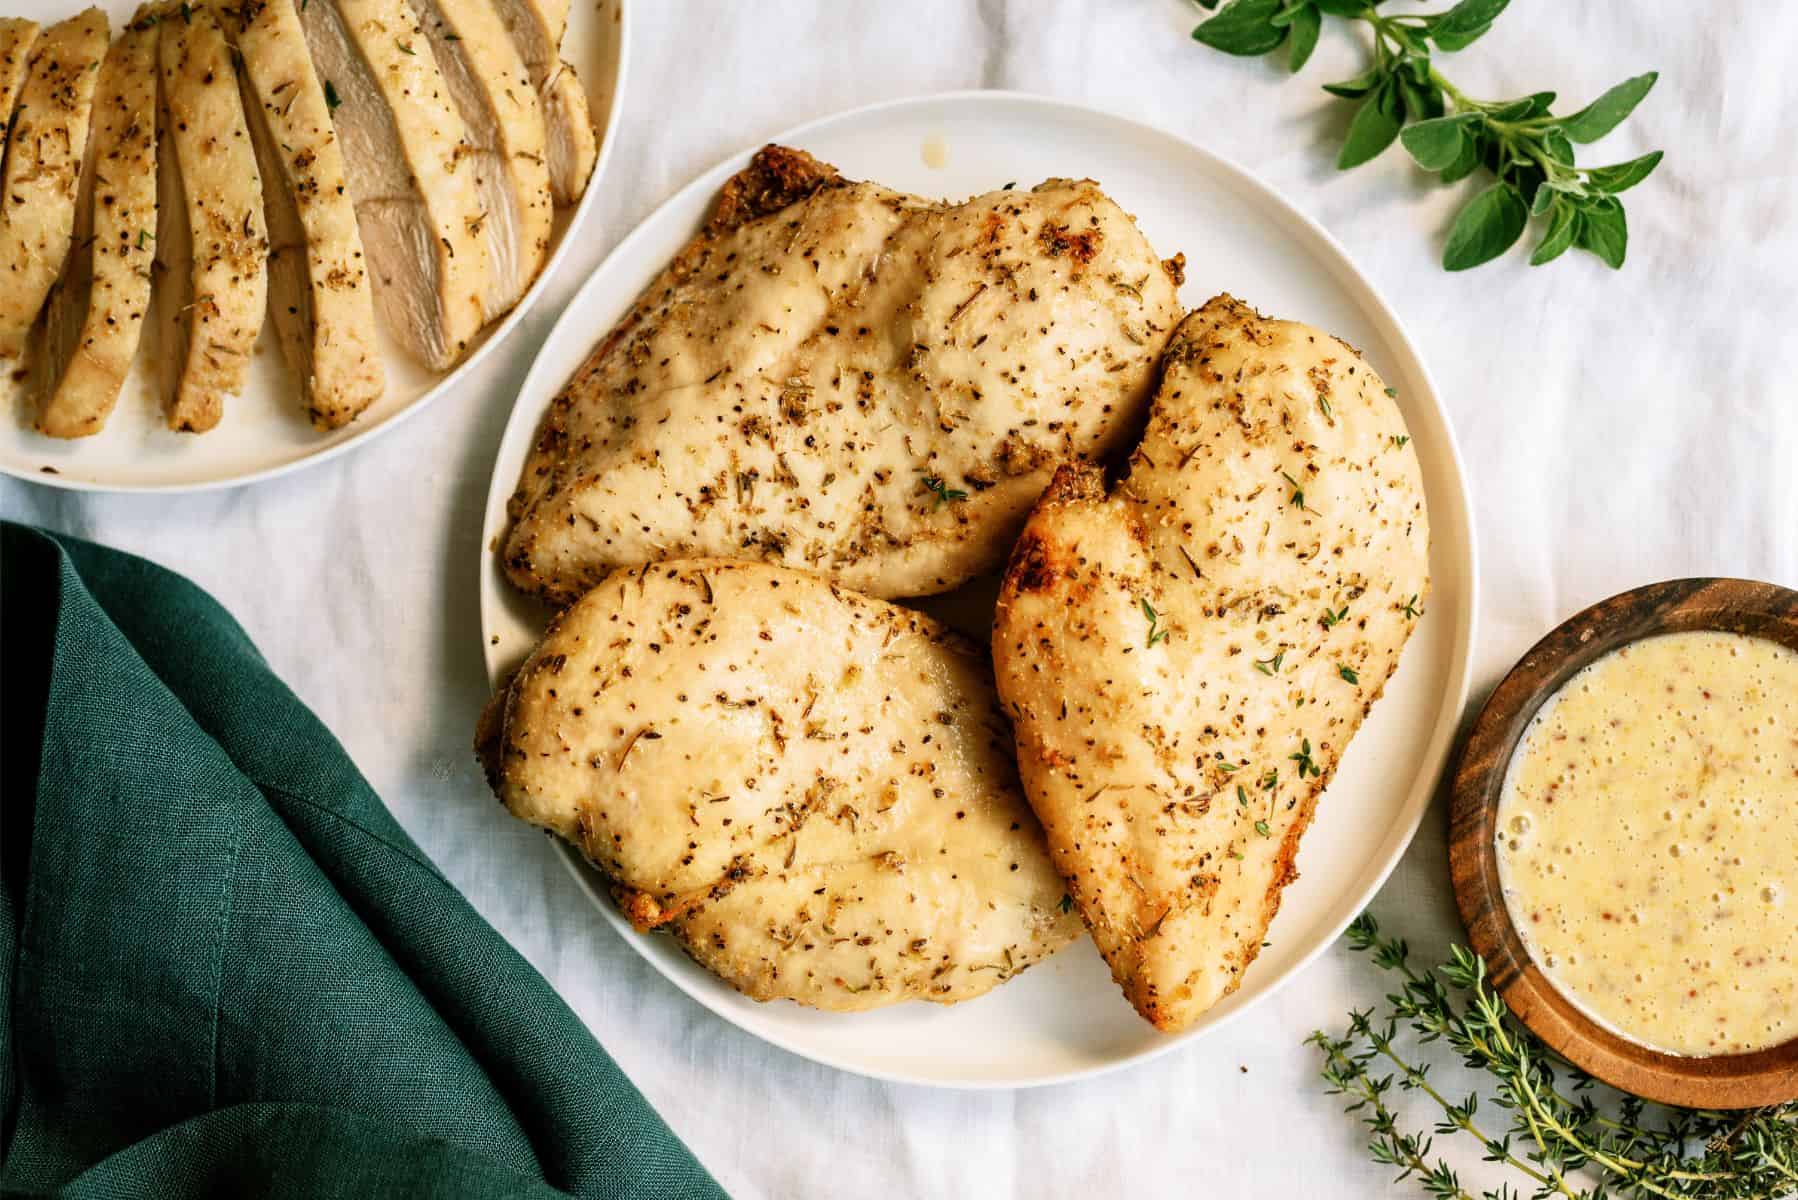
0,524,726,1200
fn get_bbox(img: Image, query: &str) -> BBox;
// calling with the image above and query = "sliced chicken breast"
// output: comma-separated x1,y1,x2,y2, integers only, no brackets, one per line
154,2,268,433
0,9,108,367
233,0,383,429
487,0,592,204
0,20,40,150
298,0,489,370
35,14,158,439
992,296,1431,1032
410,0,551,314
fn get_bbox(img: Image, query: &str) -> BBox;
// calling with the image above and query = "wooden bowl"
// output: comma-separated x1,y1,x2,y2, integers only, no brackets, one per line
1450,577,1798,1109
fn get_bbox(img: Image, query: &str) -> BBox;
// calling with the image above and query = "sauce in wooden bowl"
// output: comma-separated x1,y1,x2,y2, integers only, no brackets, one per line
1495,631,1798,1057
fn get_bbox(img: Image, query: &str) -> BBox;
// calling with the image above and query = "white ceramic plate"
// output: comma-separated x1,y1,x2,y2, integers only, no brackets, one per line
479,92,1478,1089
0,0,628,491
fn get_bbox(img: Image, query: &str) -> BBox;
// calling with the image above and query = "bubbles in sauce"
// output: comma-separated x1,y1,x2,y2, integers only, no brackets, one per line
1495,631,1798,1057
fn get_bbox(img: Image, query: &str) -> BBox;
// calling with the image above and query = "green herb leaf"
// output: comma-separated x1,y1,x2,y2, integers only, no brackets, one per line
1254,820,1272,837
1141,598,1170,648
1576,196,1628,268
179,1,191,22
1441,182,1528,271
1437,127,1482,183
1286,2,1321,72
1192,0,1288,56
1389,434,1408,448
1584,149,1662,194
1253,649,1285,676
1529,200,1578,265
324,80,342,111
1321,62,1384,99
1338,664,1359,684
1399,115,1474,172
1312,0,1365,16
921,475,968,507
136,229,153,249
1431,0,1509,37
1561,71,1658,143
1059,893,1073,914
1281,470,1307,510
1337,78,1402,169
397,39,414,55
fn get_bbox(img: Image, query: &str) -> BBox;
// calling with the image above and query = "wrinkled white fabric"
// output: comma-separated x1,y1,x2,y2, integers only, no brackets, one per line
4,2,1793,1195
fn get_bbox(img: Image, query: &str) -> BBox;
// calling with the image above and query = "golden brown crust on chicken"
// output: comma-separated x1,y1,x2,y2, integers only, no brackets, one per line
480,559,1080,1011
501,145,1184,607
993,295,1430,1032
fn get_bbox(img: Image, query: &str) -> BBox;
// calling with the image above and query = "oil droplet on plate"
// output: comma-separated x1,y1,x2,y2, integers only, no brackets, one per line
921,135,948,169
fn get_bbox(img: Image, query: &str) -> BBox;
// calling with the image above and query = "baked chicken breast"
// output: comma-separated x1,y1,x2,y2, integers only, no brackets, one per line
298,0,489,370
154,1,269,433
0,8,108,367
35,11,158,439
0,20,40,151
992,296,1430,1032
478,559,1080,1011
487,0,592,204
503,145,1184,607
233,0,384,429
410,0,552,314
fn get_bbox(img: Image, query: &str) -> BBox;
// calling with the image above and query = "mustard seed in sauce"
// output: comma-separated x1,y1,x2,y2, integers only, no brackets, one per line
1495,631,1798,1057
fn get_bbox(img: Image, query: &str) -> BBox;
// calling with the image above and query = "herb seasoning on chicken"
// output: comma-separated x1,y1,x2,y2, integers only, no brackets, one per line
0,9,108,367
35,10,157,438
477,559,1080,1011
993,295,1430,1032
502,145,1185,606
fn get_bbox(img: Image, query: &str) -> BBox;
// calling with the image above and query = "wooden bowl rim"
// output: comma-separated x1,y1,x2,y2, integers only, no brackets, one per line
1450,576,1798,1109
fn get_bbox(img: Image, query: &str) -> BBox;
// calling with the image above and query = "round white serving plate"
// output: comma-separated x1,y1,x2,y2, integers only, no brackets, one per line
0,0,628,491
479,91,1479,1089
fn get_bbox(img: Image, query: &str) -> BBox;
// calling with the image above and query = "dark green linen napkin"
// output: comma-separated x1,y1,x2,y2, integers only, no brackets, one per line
0,523,727,1200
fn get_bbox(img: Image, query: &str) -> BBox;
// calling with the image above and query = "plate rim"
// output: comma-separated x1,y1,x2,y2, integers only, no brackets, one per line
0,0,633,495
477,88,1481,1090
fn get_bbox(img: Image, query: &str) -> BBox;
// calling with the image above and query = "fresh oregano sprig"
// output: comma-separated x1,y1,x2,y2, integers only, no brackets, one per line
1191,0,1663,270
1313,913,1798,1198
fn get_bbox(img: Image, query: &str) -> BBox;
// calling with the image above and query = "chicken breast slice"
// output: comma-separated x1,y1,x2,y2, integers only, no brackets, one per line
233,0,383,429
409,0,551,314
503,145,1185,606
298,0,489,370
486,0,592,205
35,14,158,439
154,2,269,433
0,20,41,148
0,9,108,367
992,296,1431,1032
477,559,1080,1011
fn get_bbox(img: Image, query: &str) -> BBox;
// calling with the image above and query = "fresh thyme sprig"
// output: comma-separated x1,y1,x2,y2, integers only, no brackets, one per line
1314,914,1798,1199
1191,0,1663,270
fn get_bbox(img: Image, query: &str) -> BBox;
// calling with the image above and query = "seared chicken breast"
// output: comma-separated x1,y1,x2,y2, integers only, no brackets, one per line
478,559,1080,1011
410,0,552,313
992,296,1430,1032
154,1,268,433
503,145,1184,606
298,0,489,370
233,0,384,429
487,0,592,204
0,9,108,367
35,13,158,439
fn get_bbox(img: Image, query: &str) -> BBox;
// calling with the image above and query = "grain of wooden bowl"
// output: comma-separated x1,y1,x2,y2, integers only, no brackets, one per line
1450,577,1798,1109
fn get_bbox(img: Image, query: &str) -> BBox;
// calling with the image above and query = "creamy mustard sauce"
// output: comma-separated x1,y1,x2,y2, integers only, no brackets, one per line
1495,631,1798,1057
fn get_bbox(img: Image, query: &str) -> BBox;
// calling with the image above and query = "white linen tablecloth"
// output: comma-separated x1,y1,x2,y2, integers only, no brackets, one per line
5,2,1794,1194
